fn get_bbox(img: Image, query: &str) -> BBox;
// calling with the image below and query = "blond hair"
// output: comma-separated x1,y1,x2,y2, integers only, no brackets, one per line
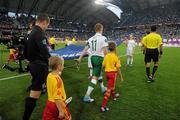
48,56,64,70
95,23,103,32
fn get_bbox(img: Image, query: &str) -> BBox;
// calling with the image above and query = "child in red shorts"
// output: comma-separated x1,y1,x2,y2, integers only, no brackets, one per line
43,56,71,120
101,42,124,112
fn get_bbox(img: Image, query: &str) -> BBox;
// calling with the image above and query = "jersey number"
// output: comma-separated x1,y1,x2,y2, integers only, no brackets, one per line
91,40,97,51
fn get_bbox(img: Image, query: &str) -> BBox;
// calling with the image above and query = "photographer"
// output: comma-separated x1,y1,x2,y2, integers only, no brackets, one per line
23,14,50,120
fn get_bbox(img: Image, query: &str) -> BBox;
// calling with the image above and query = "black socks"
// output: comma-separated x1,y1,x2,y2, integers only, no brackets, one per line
152,66,158,76
23,97,37,120
146,67,150,77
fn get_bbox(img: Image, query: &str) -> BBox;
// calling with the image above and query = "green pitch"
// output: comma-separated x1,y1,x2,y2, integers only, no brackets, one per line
0,43,180,120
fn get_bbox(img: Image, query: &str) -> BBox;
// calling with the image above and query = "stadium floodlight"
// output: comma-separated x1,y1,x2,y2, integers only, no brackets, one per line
95,0,105,5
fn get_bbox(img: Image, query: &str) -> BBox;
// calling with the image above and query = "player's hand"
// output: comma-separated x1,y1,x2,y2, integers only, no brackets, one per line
67,115,72,120
58,111,65,119
74,59,80,70
120,77,124,83
143,50,146,55
68,115,72,120
159,51,163,58
65,113,71,120
74,59,80,64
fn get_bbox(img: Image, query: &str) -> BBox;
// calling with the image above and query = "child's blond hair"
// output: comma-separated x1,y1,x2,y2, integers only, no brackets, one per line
48,56,64,70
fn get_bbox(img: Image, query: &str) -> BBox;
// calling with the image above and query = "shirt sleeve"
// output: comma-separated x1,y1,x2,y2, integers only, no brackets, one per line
51,78,61,100
102,37,108,47
115,56,121,68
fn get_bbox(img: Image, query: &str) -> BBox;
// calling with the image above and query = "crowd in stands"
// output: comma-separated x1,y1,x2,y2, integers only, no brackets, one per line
115,3,180,27
0,3,180,44
0,14,14,29
109,24,180,44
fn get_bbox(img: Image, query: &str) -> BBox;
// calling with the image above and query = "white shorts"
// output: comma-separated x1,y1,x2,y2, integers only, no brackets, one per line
88,55,92,68
126,48,134,56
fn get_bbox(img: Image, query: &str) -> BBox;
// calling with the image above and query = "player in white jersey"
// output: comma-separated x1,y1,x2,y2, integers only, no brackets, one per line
126,35,136,66
76,23,108,102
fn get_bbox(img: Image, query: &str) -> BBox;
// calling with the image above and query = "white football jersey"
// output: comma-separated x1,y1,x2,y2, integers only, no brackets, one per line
87,33,108,57
127,40,136,48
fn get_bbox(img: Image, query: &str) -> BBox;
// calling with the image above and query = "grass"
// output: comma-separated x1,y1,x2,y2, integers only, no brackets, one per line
0,43,180,120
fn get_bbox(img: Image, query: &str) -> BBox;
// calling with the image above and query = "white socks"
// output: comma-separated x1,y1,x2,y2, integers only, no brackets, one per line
127,57,130,65
130,57,133,64
127,56,133,65
85,79,97,96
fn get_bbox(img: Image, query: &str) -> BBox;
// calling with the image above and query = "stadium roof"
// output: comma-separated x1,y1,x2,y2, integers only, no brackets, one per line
0,0,179,25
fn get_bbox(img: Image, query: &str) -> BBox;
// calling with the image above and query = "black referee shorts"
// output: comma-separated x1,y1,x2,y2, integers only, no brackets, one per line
145,48,159,63
29,61,48,91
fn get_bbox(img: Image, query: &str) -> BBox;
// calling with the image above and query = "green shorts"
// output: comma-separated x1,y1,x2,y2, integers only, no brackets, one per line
91,56,103,77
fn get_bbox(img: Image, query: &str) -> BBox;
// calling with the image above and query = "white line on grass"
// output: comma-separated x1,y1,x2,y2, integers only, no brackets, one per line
0,73,29,81
0,52,142,81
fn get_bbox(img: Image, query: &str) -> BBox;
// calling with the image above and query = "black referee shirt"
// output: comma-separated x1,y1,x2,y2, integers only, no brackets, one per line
25,25,50,64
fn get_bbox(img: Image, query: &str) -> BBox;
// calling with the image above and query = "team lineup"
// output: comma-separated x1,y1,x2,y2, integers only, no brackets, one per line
20,14,163,120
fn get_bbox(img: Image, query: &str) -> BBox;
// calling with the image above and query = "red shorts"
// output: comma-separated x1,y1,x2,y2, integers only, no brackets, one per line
43,100,71,120
8,54,16,60
105,72,117,90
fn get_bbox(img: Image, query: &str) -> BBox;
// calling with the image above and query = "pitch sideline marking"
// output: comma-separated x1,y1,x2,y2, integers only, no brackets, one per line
0,52,142,81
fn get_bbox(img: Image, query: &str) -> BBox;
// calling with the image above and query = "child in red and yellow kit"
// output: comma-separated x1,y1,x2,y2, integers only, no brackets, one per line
101,42,123,112
7,48,18,64
43,56,71,120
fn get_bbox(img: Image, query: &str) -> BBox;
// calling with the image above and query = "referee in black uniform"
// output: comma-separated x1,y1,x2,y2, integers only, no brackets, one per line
23,14,50,120
142,26,163,82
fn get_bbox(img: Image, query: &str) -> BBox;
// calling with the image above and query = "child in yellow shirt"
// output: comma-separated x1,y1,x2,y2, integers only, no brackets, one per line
43,56,71,120
101,42,123,112
7,48,18,64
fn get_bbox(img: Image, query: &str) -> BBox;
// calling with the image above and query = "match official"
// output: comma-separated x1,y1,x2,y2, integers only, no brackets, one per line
141,26,163,82
23,14,50,120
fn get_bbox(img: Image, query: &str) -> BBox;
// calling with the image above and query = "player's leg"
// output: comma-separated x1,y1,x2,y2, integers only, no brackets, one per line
83,56,102,102
130,56,133,66
144,52,152,81
88,68,93,79
130,48,134,66
126,55,130,66
126,48,130,66
110,73,119,100
83,75,97,102
129,48,133,66
23,63,48,120
98,72,106,93
101,72,115,112
23,91,41,120
151,62,158,80
151,50,159,80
